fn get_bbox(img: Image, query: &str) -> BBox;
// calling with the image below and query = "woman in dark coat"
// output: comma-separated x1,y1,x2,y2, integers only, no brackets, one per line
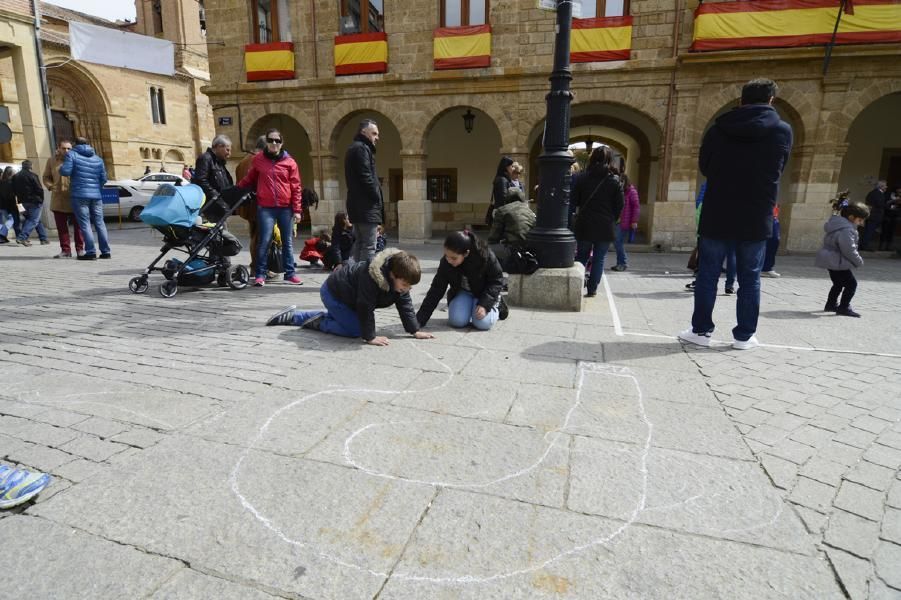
486,156,515,225
572,146,624,297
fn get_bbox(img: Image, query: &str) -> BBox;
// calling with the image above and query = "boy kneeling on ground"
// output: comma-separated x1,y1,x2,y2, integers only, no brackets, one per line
266,248,434,346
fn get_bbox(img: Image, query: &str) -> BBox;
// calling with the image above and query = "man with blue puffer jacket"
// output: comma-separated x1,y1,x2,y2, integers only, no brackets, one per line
60,136,109,260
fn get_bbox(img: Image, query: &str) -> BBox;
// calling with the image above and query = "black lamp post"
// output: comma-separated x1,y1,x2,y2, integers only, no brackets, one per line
526,0,576,268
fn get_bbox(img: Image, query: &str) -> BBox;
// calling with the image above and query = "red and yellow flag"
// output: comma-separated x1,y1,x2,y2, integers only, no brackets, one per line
244,42,295,82
434,25,491,70
691,0,901,51
571,17,634,62
334,32,388,75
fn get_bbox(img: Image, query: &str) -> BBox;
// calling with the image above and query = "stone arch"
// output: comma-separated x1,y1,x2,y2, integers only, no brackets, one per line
240,105,316,152
838,91,901,208
837,79,901,142
420,101,511,153
325,102,408,155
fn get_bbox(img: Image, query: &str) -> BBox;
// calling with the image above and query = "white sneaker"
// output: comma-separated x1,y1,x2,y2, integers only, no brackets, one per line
761,271,781,278
732,335,760,350
678,328,712,347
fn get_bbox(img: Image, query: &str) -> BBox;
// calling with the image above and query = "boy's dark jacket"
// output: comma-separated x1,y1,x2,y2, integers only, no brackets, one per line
326,248,419,341
416,239,504,327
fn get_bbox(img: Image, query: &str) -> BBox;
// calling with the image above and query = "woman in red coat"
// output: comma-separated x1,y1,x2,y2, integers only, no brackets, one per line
237,128,304,286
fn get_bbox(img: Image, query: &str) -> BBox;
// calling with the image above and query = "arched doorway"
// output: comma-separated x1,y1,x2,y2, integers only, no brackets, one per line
424,106,502,232
46,62,113,173
528,102,662,240
838,92,901,205
330,111,401,230
164,149,185,174
245,114,315,226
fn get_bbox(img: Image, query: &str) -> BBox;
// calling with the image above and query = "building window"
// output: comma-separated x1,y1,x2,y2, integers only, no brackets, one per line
253,0,278,43
340,0,384,34
150,87,166,125
151,0,164,35
427,169,458,203
199,1,207,36
441,0,489,28
579,0,630,18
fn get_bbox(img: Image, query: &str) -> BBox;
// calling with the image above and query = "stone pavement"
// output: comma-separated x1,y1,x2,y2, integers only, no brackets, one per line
1,225,899,599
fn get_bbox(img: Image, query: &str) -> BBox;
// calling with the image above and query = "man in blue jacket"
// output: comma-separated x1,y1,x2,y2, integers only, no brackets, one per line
679,78,793,350
60,136,109,260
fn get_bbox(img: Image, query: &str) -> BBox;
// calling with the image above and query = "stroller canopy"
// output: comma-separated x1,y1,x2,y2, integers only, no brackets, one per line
140,184,205,229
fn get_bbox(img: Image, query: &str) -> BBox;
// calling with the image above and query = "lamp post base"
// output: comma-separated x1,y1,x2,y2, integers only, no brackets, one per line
505,262,585,312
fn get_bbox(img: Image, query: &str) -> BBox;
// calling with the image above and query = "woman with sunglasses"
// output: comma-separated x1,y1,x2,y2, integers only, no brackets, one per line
237,128,304,286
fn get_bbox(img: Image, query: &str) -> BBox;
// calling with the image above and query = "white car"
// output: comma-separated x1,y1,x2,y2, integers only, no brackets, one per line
102,173,191,221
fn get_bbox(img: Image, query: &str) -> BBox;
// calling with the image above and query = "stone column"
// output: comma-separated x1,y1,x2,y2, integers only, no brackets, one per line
311,151,340,233
783,144,841,252
398,150,432,242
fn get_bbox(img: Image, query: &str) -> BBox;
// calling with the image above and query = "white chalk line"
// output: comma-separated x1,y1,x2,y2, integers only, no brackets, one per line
230,337,785,586
601,273,623,337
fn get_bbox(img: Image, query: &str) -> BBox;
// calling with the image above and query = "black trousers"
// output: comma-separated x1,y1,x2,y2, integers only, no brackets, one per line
879,215,897,250
827,269,857,309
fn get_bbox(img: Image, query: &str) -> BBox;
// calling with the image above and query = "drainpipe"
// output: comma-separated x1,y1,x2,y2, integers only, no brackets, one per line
31,0,55,153
659,0,685,204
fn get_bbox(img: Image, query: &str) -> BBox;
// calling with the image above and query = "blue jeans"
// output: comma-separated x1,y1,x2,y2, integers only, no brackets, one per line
73,198,110,256
0,208,15,239
613,228,629,267
763,220,780,271
295,284,362,338
724,244,736,289
576,240,611,294
691,237,766,342
256,206,295,278
447,290,499,330
18,203,47,242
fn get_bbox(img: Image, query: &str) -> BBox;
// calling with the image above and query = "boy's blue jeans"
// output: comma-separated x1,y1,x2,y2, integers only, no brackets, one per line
295,284,361,338
691,236,766,342
447,291,499,330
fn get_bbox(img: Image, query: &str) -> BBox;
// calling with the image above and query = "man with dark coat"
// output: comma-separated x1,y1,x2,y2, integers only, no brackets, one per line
12,160,48,246
193,134,233,205
679,78,793,350
861,180,887,251
345,119,383,262
60,136,109,259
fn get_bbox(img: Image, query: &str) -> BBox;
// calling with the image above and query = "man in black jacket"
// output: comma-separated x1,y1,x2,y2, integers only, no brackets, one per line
861,180,887,251
679,78,793,351
13,160,49,246
345,119,383,262
193,134,233,204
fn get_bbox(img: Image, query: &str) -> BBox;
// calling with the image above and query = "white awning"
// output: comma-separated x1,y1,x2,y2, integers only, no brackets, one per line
69,22,175,77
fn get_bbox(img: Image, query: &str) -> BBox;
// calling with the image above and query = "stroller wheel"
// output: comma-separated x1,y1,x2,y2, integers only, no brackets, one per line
159,280,178,298
227,264,249,290
128,276,149,294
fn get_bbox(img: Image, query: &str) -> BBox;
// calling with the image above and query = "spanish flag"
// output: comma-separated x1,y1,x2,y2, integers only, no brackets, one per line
691,0,901,51
335,32,388,75
244,42,295,82
571,17,634,62
434,25,491,70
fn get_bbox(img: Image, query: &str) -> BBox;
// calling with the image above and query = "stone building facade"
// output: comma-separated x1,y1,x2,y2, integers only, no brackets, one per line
203,0,901,249
0,0,215,183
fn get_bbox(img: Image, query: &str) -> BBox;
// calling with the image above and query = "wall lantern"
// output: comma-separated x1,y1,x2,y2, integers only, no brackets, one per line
462,109,475,134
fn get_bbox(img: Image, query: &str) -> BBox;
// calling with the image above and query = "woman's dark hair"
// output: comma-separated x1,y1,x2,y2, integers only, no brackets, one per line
841,203,870,220
333,211,350,230
444,230,490,268
1,166,14,182
302,185,319,210
621,173,631,189
495,156,514,178
587,145,615,175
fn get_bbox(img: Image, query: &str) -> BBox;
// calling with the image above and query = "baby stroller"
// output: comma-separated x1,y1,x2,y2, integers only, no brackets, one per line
128,184,252,298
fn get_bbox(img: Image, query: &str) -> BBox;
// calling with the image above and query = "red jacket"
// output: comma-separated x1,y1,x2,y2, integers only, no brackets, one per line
237,150,302,213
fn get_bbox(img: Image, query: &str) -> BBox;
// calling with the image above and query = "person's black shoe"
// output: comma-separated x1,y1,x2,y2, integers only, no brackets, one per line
836,306,861,318
77,254,97,261
300,312,325,330
585,291,597,298
0,237,9,244
498,296,509,320
824,302,838,312
99,253,111,259
266,305,297,326
611,264,627,272
685,281,695,290
725,287,735,295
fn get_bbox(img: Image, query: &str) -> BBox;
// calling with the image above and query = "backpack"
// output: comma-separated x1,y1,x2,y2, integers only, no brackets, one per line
504,248,539,275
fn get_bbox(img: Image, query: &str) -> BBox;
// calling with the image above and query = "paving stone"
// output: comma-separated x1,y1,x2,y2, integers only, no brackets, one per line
0,416,80,447
818,441,865,467
0,516,181,598
150,569,280,599
732,408,770,427
888,481,901,509
825,510,882,558
864,444,901,470
833,427,880,449
877,431,901,450
853,415,894,435
58,435,129,462
788,477,837,513
845,461,897,492
825,547,874,600
868,579,901,600
793,505,828,534
6,442,75,472
870,406,901,423
70,416,132,439
765,439,817,465
786,403,824,419
30,408,90,428
764,412,809,432
52,458,111,484
834,481,888,522
799,458,848,487
789,425,835,449
882,508,901,545
758,453,798,490
829,405,870,420
874,541,901,589
110,428,167,449
745,425,789,447
0,399,47,419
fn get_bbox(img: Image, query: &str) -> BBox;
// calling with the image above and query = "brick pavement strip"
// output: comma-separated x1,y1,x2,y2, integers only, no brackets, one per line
5,239,901,597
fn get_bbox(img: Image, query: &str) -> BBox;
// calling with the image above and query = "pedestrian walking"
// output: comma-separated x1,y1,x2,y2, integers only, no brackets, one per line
572,145,624,298
815,203,869,317
60,136,110,260
0,166,19,243
43,139,85,258
611,173,640,272
860,180,887,251
678,78,793,350
345,119,384,262
879,185,899,251
237,128,303,286
12,160,49,246
761,204,781,277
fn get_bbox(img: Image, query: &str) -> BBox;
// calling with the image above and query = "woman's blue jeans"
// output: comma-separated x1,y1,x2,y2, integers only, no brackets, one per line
256,206,295,278
576,240,611,294
447,291,499,330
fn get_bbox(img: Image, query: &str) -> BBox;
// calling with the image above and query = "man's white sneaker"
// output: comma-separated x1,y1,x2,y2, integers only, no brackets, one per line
678,328,712,347
761,271,781,278
732,336,760,350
